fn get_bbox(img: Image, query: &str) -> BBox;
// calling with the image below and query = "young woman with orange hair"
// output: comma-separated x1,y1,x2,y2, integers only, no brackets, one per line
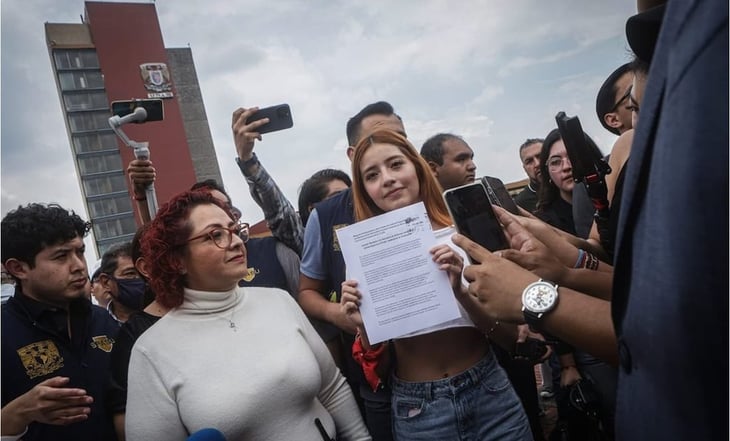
341,130,531,440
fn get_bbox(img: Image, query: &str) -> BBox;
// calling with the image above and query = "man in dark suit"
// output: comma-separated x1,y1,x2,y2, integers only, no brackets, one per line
451,2,727,439
612,0,728,439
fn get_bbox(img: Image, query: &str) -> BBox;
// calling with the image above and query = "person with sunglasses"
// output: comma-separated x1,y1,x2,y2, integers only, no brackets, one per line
125,190,370,441
571,62,636,240
596,63,635,137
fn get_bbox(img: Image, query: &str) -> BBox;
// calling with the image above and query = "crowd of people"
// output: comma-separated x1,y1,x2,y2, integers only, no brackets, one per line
1,1,727,440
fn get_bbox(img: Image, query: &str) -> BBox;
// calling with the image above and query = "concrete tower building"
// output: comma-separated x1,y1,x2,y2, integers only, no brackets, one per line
45,1,221,256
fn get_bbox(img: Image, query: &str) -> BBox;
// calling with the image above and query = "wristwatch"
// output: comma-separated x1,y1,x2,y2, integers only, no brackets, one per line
521,279,559,330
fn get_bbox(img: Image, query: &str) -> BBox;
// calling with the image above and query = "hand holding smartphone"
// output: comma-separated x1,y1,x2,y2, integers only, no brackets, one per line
513,337,550,364
482,176,520,215
245,104,293,134
443,181,509,262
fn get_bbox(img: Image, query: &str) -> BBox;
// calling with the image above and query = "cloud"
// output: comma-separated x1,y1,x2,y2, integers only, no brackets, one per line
2,0,637,266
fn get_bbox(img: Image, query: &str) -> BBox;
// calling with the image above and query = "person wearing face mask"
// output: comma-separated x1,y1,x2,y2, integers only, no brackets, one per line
97,243,146,324
107,225,161,440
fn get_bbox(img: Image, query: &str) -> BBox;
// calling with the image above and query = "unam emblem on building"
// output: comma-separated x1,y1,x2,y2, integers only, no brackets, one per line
140,62,173,98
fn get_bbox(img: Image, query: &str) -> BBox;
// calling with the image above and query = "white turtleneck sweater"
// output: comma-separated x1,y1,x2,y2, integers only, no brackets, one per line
125,286,370,441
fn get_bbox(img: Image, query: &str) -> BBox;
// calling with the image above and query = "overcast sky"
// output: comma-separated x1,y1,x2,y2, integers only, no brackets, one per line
1,0,638,263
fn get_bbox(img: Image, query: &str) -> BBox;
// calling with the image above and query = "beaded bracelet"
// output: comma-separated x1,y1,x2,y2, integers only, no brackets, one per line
584,252,599,271
573,249,587,268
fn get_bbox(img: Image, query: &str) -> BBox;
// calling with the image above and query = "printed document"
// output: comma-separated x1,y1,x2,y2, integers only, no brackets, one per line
335,202,463,344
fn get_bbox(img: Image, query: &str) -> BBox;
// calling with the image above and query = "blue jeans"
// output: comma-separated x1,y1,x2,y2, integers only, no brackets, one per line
390,350,533,441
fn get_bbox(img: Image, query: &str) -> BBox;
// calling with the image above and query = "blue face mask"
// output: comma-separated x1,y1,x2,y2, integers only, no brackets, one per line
112,277,147,310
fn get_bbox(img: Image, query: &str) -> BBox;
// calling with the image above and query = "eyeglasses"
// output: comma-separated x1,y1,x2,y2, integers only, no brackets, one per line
627,95,640,114
609,86,633,113
186,222,250,249
548,156,571,170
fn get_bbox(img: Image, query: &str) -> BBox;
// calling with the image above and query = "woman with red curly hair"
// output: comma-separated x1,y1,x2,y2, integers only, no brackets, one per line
341,130,531,440
125,190,370,441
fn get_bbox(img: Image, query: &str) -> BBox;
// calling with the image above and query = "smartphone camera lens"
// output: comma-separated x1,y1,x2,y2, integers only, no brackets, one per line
277,107,290,118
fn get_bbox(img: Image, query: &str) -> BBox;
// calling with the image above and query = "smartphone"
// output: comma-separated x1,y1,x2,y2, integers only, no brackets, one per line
443,181,509,261
513,337,549,364
246,104,293,134
111,99,164,122
482,176,520,215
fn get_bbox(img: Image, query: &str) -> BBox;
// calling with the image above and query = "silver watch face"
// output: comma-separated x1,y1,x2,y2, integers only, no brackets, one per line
522,280,558,313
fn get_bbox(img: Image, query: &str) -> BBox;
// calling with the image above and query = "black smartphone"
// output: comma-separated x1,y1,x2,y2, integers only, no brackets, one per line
482,176,520,215
246,104,293,134
443,181,509,261
513,337,549,364
111,99,164,122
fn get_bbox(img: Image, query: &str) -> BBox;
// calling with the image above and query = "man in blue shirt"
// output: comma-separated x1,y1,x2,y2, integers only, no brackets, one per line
299,101,405,441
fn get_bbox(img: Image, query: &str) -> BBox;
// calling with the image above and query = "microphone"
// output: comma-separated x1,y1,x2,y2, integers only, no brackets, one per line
109,107,148,127
186,428,226,441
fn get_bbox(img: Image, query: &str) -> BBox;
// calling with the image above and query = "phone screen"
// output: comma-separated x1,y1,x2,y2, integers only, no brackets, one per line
483,176,520,215
111,99,164,122
444,182,509,258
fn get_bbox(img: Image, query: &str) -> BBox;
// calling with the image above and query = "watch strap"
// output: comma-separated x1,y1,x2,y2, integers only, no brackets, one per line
522,308,543,330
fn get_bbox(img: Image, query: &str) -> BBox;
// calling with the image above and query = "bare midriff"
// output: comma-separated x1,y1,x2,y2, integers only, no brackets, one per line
393,326,489,382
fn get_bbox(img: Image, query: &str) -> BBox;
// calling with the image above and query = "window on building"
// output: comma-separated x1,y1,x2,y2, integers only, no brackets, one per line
82,174,127,197
78,153,123,176
87,195,133,219
69,111,112,132
93,216,137,241
54,50,100,70
63,91,108,111
72,132,118,154
97,235,135,257
58,71,104,91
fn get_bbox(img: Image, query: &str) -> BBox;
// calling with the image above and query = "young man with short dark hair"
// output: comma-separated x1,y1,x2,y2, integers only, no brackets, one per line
1,203,119,441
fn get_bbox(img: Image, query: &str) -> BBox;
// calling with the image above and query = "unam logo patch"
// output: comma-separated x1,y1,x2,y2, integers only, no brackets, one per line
332,224,349,252
17,340,64,379
242,267,260,282
90,335,115,353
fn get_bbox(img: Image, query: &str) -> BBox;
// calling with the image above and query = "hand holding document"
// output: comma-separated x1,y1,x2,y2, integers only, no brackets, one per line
335,202,463,344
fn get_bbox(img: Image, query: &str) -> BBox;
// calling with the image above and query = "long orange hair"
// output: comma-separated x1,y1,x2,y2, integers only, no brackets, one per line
351,129,452,228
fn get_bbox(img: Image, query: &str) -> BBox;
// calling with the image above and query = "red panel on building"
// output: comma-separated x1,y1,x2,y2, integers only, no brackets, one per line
85,1,197,212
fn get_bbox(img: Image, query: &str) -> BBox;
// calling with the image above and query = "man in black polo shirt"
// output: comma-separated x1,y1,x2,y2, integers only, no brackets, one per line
1,203,119,441
513,138,544,214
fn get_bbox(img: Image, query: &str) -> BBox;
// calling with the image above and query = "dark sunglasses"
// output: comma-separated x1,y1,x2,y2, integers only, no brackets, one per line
609,86,633,113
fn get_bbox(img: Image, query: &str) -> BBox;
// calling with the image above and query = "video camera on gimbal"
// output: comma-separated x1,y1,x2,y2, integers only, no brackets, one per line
555,112,612,235
108,98,164,216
